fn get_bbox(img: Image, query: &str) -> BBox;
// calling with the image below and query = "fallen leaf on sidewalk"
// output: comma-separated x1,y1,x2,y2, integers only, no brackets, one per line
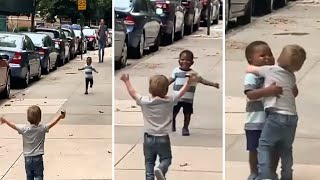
45,96,47,98
69,134,73,137
180,163,189,167
44,102,47,104
108,151,112,154
115,108,120,111
4,104,11,106
22,93,25,96
99,111,104,113
131,105,137,108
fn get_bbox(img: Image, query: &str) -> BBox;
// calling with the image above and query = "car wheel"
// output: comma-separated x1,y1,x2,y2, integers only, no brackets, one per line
278,0,287,8
264,0,274,14
225,1,229,31
237,0,252,25
115,42,127,69
213,9,219,24
194,17,200,31
150,33,160,52
165,22,175,45
0,73,10,99
44,58,50,74
34,65,41,81
176,22,184,40
185,15,194,35
23,68,30,87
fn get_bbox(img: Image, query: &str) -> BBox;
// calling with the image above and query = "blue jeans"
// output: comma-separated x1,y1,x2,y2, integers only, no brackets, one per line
98,40,106,62
25,155,44,180
257,112,298,180
143,133,172,180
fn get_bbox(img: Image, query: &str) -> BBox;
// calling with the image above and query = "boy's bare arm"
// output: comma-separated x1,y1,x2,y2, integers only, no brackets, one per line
168,77,175,85
245,82,282,100
47,112,66,130
0,117,19,131
78,67,85,70
121,74,139,100
293,84,298,97
246,65,261,75
199,77,219,89
93,68,99,73
177,75,199,98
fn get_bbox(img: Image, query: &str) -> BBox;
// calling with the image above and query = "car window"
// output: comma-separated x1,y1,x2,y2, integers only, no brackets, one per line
138,0,148,12
63,30,72,37
83,29,96,36
47,37,54,47
61,32,67,39
25,34,44,47
24,37,33,50
115,0,133,11
0,35,23,51
115,20,125,31
35,29,59,39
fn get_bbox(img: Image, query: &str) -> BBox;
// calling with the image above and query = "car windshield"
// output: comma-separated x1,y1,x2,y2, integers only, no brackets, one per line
35,30,59,39
83,29,96,36
25,34,44,47
74,30,81,37
115,0,133,11
0,35,22,51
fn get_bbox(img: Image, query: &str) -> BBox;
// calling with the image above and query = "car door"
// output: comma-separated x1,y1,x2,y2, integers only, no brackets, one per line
135,0,153,45
115,19,126,60
49,37,58,64
0,57,7,88
25,37,37,75
175,0,185,31
61,32,70,57
146,0,161,44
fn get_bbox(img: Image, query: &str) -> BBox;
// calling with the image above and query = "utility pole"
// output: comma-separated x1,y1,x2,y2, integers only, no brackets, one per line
78,0,86,60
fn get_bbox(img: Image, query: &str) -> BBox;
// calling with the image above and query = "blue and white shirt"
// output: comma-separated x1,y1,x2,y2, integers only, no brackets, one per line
82,65,97,79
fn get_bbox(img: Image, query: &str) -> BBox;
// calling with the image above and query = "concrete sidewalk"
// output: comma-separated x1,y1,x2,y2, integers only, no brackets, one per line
0,48,112,179
114,23,223,179
226,1,320,179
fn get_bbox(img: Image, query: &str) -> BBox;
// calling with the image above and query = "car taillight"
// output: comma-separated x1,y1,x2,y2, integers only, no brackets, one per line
124,15,135,25
12,52,22,64
156,2,170,11
39,48,45,55
55,39,61,44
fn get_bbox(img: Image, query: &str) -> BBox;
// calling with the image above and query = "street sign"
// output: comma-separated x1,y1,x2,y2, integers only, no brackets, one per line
78,0,86,11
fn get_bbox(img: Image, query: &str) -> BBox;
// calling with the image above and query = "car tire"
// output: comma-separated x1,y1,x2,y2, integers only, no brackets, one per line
176,22,184,40
34,65,42,81
22,68,30,88
264,0,274,14
0,73,10,99
150,33,160,52
213,9,219,24
237,0,252,25
194,18,200,31
278,0,287,8
164,21,175,45
115,42,127,69
185,15,194,35
44,58,50,74
130,33,144,59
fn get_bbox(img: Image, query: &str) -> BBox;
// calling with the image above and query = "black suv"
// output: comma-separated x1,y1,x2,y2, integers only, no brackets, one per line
62,28,78,60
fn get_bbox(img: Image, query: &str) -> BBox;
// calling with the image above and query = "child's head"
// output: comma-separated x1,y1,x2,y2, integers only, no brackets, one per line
277,45,306,72
179,50,194,70
245,41,274,66
149,75,169,98
86,57,92,65
27,105,42,125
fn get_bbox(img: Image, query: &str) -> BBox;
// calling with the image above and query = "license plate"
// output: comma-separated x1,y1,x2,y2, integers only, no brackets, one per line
55,44,59,48
156,8,163,15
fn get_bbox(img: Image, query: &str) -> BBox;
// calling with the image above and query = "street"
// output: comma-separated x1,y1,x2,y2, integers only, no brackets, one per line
0,48,112,179
114,22,223,179
225,1,320,179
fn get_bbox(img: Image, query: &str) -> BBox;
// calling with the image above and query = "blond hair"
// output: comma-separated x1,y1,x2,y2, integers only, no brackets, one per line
282,45,306,63
27,105,42,125
149,75,169,98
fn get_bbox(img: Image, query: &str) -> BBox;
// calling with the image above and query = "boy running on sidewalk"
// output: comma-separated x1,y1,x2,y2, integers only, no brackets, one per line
78,57,99,95
247,45,306,180
120,73,199,180
0,106,66,180
169,50,220,136
244,41,282,180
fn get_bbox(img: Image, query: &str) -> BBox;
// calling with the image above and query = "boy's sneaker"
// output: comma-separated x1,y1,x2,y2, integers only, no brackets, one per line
182,128,190,136
247,173,257,180
154,167,166,180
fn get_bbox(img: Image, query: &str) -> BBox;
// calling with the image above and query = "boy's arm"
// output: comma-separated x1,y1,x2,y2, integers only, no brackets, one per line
293,84,298,97
123,80,139,100
78,67,85,70
47,113,65,130
245,82,282,100
176,75,199,98
0,117,19,131
199,76,219,89
92,67,99,73
168,77,175,85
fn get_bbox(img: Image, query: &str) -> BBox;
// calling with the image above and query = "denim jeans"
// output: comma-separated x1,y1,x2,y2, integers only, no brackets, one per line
257,112,298,180
98,40,106,62
143,133,172,180
25,155,44,180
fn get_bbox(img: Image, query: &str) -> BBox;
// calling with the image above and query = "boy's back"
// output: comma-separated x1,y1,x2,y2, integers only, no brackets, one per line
18,124,49,156
136,95,179,135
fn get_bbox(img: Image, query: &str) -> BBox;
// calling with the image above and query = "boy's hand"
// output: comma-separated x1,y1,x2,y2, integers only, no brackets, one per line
187,73,200,83
213,83,220,89
59,110,66,119
120,74,130,82
267,82,283,97
0,116,5,124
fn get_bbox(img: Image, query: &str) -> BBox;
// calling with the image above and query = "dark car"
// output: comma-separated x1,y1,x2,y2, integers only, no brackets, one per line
200,0,220,25
181,0,203,34
83,28,98,50
34,28,70,66
0,55,10,98
74,29,88,54
226,0,252,29
0,33,41,87
23,33,59,74
253,0,287,15
114,18,127,69
151,0,185,45
62,27,78,59
115,0,162,59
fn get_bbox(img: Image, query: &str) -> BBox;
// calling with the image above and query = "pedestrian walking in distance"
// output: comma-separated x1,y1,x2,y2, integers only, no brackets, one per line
0,106,66,180
97,18,108,63
78,57,99,95
120,73,199,180
169,50,220,136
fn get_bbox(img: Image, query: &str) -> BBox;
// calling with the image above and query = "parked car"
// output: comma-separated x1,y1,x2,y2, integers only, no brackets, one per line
151,0,185,45
34,27,70,66
74,29,88,54
226,0,252,29
107,28,112,47
83,28,98,50
219,0,223,19
0,54,10,98
114,19,127,69
253,0,287,15
0,33,42,87
200,0,220,25
181,0,203,34
23,32,59,74
115,0,162,59
61,27,78,59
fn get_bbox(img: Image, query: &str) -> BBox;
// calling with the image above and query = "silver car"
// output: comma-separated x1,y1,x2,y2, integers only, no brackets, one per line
114,19,127,69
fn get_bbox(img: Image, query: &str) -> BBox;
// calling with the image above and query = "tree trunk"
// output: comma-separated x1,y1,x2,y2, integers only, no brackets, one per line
31,13,35,31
